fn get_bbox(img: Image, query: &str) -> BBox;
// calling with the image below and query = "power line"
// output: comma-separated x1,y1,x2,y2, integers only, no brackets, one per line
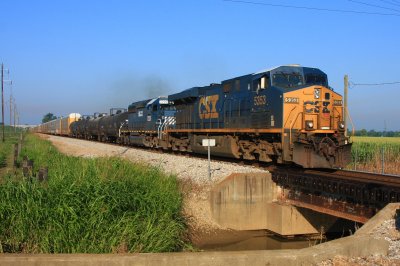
223,0,400,17
383,0,400,6
348,0,400,13
376,0,400,8
350,81,400,86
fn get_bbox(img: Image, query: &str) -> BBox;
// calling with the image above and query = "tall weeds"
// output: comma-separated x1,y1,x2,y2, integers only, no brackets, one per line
0,127,22,168
349,136,400,175
0,134,187,253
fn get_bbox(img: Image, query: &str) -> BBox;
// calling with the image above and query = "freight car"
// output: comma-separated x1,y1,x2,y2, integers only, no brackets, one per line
70,115,93,139
86,112,107,140
32,113,81,136
98,108,128,143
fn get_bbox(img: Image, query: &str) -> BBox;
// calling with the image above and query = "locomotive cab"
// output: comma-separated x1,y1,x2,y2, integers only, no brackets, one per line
271,66,352,168
124,96,176,147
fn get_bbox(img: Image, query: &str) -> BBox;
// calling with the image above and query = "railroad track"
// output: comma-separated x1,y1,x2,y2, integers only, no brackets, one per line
269,166,400,188
268,166,400,222
43,134,400,222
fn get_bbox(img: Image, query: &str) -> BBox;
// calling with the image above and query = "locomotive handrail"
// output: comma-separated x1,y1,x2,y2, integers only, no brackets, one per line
345,106,356,137
157,120,162,139
332,106,342,130
289,111,303,146
284,105,297,128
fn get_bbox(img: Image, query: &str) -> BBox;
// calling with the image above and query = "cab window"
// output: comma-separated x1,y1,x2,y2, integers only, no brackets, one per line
272,72,304,89
253,74,270,91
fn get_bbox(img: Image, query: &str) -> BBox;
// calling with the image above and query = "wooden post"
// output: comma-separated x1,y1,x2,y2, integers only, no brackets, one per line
38,167,48,182
13,144,18,167
22,156,34,177
17,142,21,157
344,75,348,136
1,63,4,142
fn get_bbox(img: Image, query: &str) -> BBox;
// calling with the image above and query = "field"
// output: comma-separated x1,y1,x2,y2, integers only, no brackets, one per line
0,133,188,253
348,136,400,175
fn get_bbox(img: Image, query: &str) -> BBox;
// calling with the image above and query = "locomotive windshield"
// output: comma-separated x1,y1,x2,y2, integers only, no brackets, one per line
305,73,328,87
272,72,304,89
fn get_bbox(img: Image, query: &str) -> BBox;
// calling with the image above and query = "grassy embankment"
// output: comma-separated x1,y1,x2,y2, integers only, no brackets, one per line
0,127,22,169
349,136,400,175
0,133,188,253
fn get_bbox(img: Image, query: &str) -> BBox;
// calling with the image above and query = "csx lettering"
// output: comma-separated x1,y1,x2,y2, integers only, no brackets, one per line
254,95,266,106
304,100,316,113
199,95,219,119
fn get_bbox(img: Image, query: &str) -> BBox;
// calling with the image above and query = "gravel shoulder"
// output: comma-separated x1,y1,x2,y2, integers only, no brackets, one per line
41,134,267,243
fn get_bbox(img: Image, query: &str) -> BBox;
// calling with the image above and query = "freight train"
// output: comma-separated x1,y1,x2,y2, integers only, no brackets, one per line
32,65,352,168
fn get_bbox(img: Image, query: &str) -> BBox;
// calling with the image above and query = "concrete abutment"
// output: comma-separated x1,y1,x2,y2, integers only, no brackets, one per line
210,172,348,236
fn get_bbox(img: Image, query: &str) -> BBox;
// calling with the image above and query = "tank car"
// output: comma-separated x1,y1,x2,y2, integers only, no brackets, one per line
70,115,93,138
98,108,128,143
86,112,107,140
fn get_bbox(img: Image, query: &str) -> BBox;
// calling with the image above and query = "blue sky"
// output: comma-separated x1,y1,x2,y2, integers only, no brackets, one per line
1,0,399,130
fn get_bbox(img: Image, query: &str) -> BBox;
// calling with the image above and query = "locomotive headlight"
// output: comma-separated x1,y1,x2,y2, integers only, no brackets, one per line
305,120,314,130
338,121,345,131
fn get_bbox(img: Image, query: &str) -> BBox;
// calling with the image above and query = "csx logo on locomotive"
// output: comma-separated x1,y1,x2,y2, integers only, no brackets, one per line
199,95,219,119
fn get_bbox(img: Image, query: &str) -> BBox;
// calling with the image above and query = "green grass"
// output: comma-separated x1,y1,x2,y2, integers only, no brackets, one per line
0,127,23,168
0,134,188,253
349,136,400,174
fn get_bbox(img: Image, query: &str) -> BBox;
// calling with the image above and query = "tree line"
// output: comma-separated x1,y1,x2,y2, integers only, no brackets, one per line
351,129,400,137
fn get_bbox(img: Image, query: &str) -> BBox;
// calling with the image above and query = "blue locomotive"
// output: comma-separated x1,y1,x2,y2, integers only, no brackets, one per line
67,65,352,168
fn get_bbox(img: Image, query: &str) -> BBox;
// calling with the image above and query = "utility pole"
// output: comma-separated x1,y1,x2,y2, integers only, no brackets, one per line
1,63,4,142
344,75,348,136
13,103,16,132
9,93,12,128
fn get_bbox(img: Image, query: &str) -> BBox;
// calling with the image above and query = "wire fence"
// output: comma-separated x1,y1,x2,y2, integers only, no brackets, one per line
349,139,400,175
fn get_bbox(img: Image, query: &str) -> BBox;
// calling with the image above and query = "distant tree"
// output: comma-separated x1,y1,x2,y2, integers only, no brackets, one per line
358,129,368,136
42,113,57,123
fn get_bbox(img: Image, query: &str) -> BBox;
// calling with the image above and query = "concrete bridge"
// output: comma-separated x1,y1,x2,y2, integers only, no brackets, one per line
210,170,398,236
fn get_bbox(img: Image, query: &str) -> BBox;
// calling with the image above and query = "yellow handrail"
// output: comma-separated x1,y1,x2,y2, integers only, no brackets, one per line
289,111,303,147
345,106,356,137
